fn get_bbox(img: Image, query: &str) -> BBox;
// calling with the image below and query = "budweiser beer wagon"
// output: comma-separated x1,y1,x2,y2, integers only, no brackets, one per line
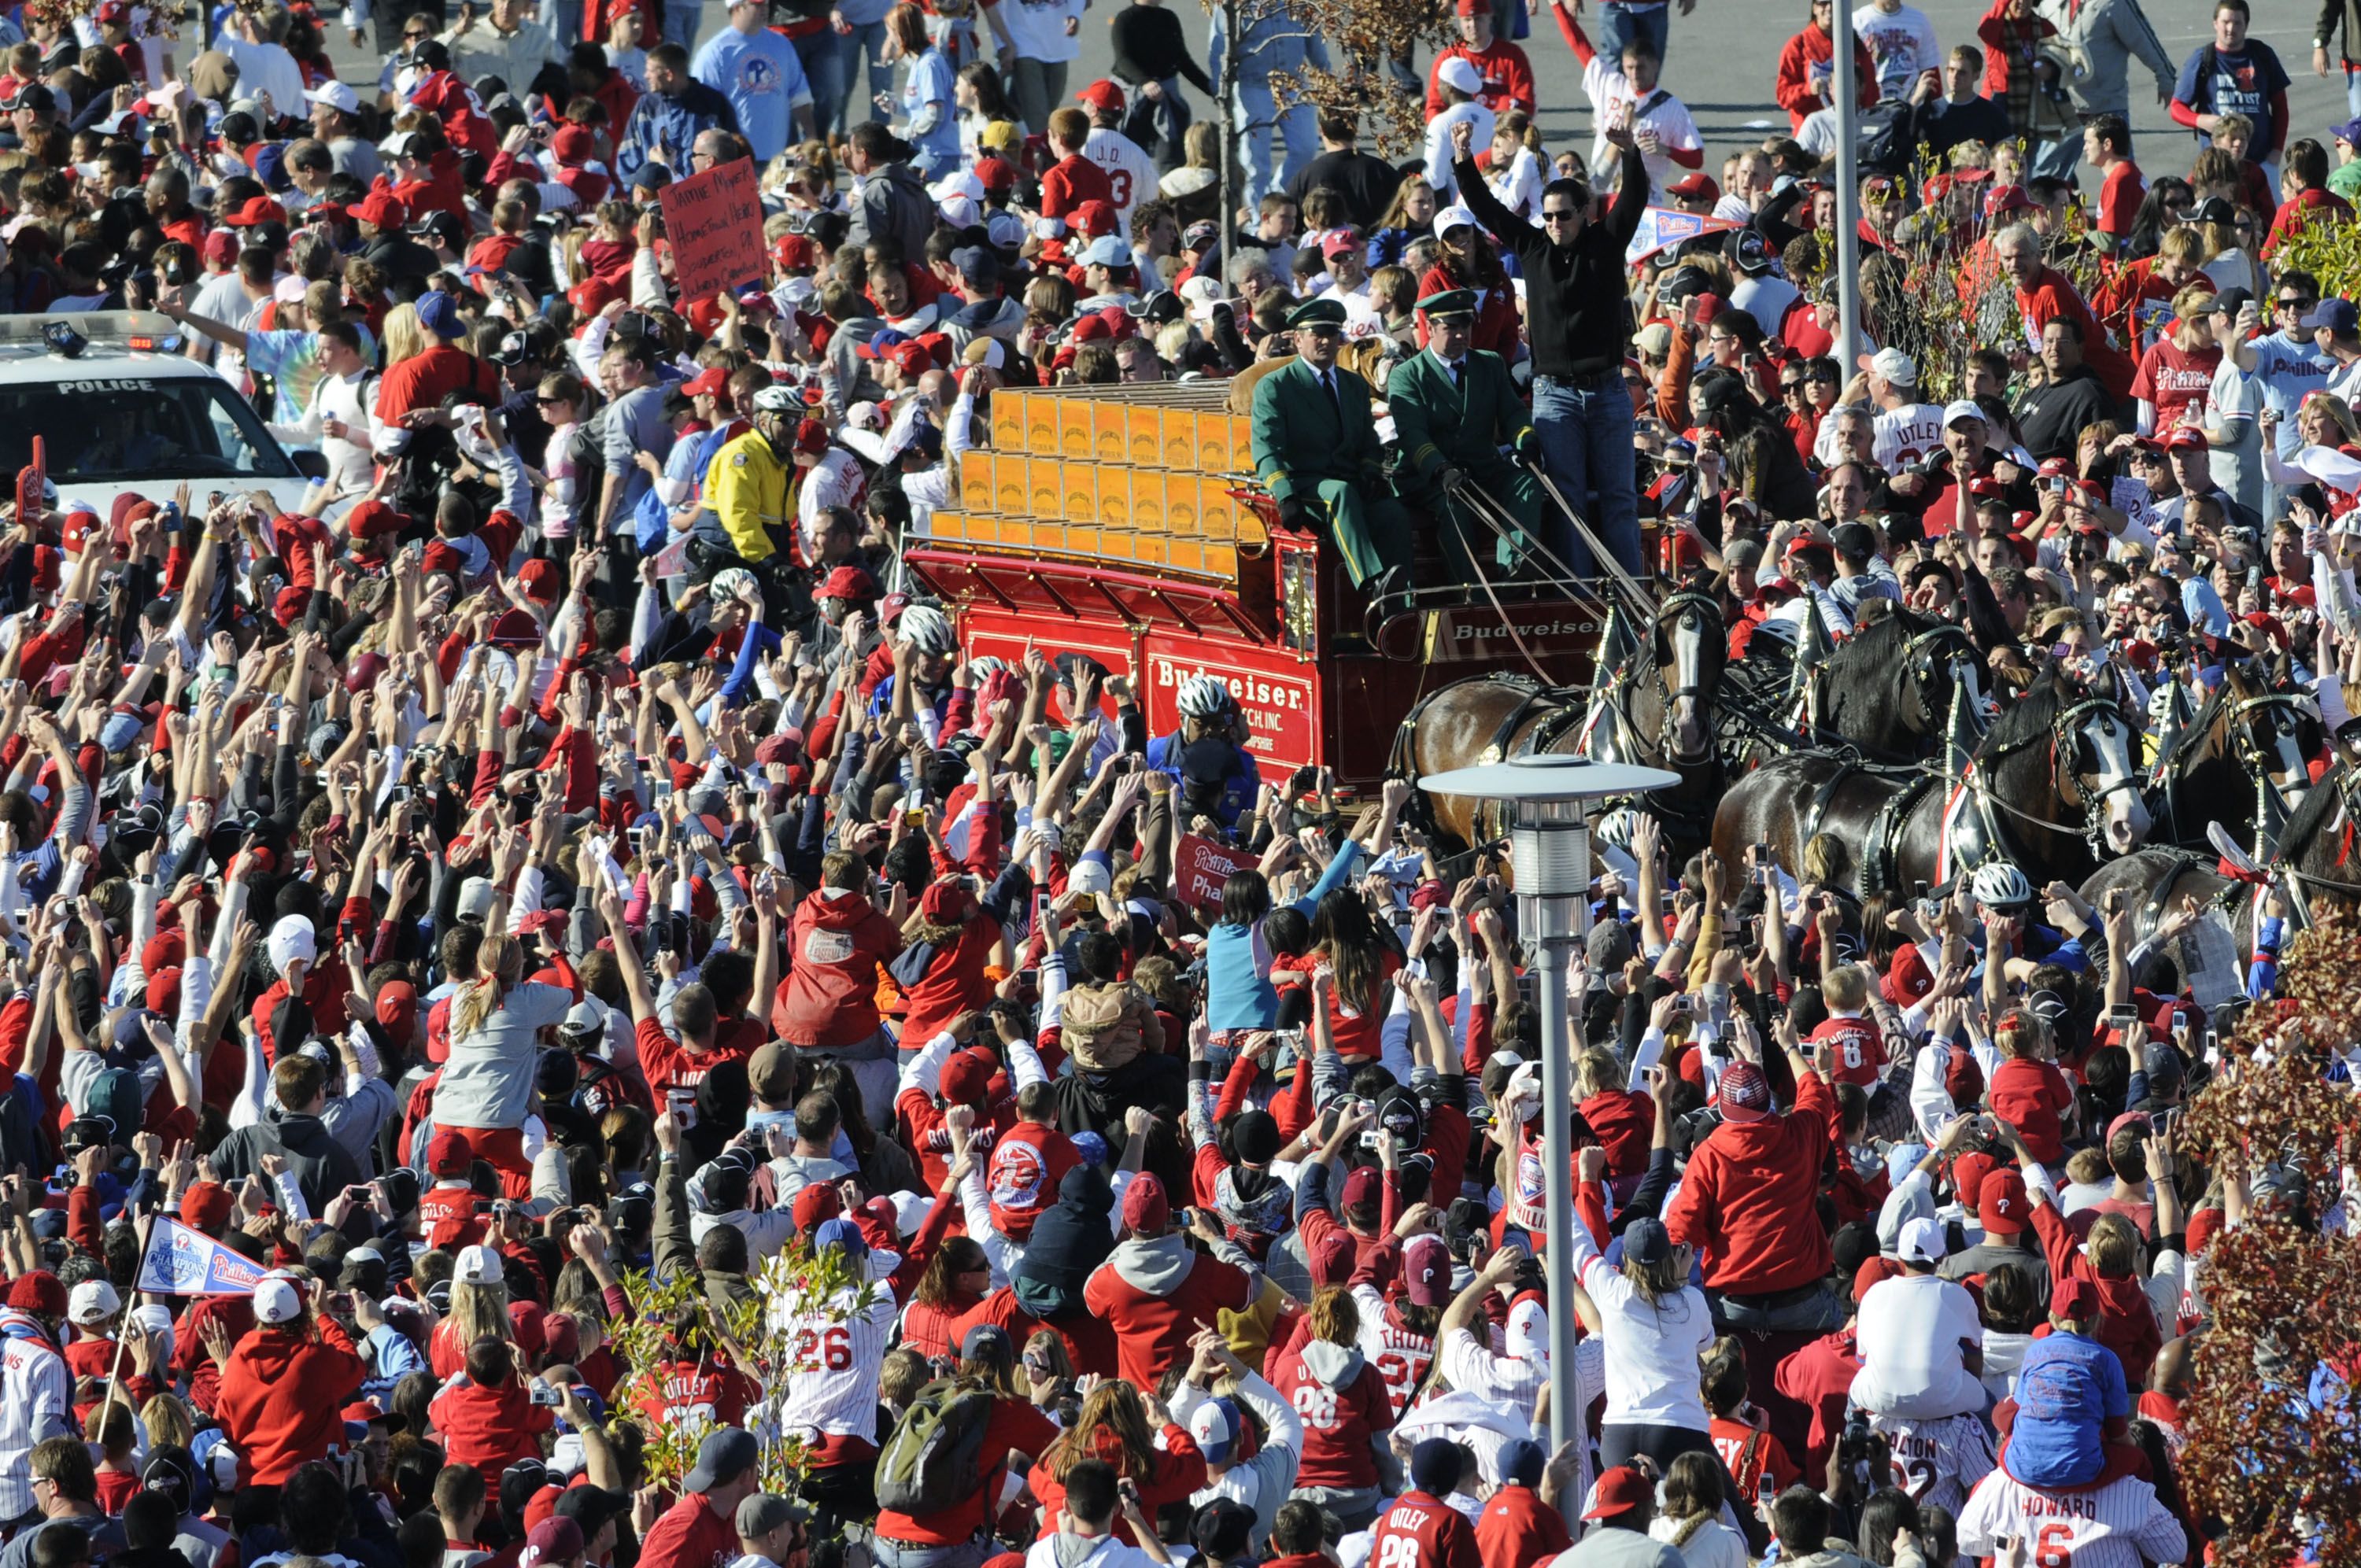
906,381,1627,790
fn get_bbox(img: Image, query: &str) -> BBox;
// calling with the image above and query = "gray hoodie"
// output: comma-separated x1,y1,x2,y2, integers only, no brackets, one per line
1108,1230,1262,1296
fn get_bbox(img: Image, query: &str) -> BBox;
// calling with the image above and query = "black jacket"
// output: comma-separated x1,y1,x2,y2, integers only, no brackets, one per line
1453,144,1647,378
2013,364,2119,460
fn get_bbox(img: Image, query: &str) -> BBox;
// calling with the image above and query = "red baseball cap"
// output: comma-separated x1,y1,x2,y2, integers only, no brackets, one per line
1583,1467,1650,1520
2163,426,2208,452
1075,79,1124,114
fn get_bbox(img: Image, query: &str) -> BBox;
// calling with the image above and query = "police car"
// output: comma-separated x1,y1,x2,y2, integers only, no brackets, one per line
0,310,322,519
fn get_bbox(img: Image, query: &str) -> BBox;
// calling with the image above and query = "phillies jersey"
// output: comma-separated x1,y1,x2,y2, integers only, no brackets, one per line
774,1288,899,1442
1369,1490,1483,1568
1955,1470,2187,1568
1268,1345,1393,1489
1870,1411,1996,1518
1081,126,1155,235
1871,402,1945,473
417,1182,488,1251
1809,1013,1886,1087
1351,1284,1437,1419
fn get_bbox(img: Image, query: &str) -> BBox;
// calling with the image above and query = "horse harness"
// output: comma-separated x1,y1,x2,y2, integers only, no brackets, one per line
2152,684,2316,848
1967,695,2141,859
1390,673,1590,849
1797,759,1941,897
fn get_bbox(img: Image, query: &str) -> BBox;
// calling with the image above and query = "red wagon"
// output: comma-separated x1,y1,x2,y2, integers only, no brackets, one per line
904,381,1622,788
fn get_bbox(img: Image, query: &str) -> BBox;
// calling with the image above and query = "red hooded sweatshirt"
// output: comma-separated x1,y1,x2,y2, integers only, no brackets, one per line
1475,1481,1571,1568
1664,1069,1838,1297
428,1372,555,1470
773,888,904,1049
211,1320,368,1485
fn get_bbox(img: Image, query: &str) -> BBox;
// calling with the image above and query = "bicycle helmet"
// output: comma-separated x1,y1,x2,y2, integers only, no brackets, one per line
750,385,800,415
896,603,956,655
1176,674,1232,720
709,567,759,606
1971,861,2034,909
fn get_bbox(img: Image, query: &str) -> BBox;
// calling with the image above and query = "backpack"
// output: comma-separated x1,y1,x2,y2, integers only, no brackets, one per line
1857,100,1914,175
874,1379,996,1516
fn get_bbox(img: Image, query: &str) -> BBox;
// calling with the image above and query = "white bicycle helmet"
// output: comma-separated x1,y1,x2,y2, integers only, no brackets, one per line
751,385,801,416
1176,674,1232,720
896,603,956,655
1971,861,2034,909
969,655,1009,681
709,567,759,606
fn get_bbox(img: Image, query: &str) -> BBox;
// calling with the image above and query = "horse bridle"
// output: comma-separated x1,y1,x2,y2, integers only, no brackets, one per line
1900,623,1979,730
1972,695,2141,856
1652,589,1722,763
2221,690,2315,795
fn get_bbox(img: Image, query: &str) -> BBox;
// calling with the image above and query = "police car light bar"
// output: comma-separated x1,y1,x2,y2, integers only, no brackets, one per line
0,311,180,352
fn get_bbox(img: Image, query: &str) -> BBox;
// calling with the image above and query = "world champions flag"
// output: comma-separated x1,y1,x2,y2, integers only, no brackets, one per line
1625,206,1739,265
134,1216,266,1297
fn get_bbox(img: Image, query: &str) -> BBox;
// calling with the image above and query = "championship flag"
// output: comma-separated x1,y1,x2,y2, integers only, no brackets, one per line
135,1216,266,1297
1624,206,1738,266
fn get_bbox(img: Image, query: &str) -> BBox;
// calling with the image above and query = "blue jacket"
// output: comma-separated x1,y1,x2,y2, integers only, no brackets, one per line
1206,841,1365,1033
2004,1328,2130,1488
1145,729,1257,828
615,78,740,183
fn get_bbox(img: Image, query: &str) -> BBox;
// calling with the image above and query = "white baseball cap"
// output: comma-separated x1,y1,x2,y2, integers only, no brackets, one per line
1942,399,1987,429
1859,347,1917,387
254,1275,304,1325
1434,205,1481,239
306,79,360,115
455,1243,505,1286
1437,57,1483,96
67,1279,120,1326
1897,1216,1949,1264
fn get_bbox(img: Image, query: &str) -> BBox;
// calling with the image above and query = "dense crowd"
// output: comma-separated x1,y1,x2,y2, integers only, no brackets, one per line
0,0,2345,1565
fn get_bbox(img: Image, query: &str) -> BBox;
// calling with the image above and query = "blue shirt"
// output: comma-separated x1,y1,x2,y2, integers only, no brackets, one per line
2173,42,2290,158
691,24,813,163
2248,330,2333,456
2004,1328,2130,1488
1205,841,1365,1033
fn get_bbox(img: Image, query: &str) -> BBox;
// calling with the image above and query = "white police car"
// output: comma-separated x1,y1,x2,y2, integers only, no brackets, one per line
0,310,323,519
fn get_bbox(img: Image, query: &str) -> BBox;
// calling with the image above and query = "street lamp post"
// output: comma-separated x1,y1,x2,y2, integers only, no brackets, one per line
1417,755,1679,1452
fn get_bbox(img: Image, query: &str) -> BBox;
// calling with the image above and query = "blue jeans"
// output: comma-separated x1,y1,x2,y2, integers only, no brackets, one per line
841,17,890,127
1234,77,1317,204
1532,372,1642,578
551,0,582,47
660,0,700,53
1597,1,1668,67
793,24,848,135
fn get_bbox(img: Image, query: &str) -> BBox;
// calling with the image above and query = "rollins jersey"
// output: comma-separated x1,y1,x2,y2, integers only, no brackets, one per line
1351,1284,1437,1420
1955,1470,2189,1568
773,1286,899,1443
1870,1411,1996,1518
1807,1012,1886,1087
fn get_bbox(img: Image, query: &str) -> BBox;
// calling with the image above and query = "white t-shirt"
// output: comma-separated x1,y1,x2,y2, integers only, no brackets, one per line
1849,1271,1987,1422
218,35,309,122
996,0,1083,63
1874,400,1948,472
1580,57,1701,203
1568,1229,1716,1430
1422,101,1495,197
1082,125,1157,237
1853,2,1941,98
1731,273,1801,340
1483,145,1545,223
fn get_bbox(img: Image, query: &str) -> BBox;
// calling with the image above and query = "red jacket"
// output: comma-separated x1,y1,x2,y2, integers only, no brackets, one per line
1772,1325,1861,1476
773,889,903,1049
211,1322,368,1485
1081,1240,1255,1391
1422,39,1535,118
2030,1192,2163,1388
428,1374,556,1470
876,1396,1059,1544
1475,1482,1571,1568
1775,24,1878,128
1664,1068,1838,1296
1579,1089,1654,1179
898,916,1007,1055
1990,1057,2075,1165
988,1120,1078,1241
1268,1341,1395,1489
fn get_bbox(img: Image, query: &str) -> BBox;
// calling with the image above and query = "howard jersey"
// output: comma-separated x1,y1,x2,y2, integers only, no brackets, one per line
1351,1284,1437,1419
1955,1470,2188,1568
774,1287,899,1442
1870,1411,1996,1518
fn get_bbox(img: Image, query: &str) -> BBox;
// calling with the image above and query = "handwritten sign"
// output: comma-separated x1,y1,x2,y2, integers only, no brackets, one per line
658,159,764,309
1175,833,1248,909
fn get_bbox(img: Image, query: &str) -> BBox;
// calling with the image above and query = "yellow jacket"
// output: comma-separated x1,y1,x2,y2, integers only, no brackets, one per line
702,429,789,564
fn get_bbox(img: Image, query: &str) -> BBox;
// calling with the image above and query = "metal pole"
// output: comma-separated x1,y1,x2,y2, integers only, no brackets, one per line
1517,802,1592,1452
1830,0,1862,373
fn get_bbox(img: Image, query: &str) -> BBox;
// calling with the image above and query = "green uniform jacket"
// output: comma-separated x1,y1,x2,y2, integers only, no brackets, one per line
1249,356,1387,504
1386,346,1533,491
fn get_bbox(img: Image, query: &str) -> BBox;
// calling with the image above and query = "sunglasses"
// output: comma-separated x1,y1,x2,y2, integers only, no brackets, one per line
2281,296,2319,309
403,28,429,38
1540,208,1580,223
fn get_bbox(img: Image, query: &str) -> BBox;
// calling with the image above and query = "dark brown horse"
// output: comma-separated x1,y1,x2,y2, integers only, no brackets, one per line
1395,590,1728,856
2143,657,2320,857
1711,670,2152,898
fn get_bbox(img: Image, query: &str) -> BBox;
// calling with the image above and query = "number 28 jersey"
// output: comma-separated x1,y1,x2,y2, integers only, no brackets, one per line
1367,1491,1482,1568
775,1286,900,1442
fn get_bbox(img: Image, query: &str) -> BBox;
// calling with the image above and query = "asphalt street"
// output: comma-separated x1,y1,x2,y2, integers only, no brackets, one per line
321,0,2348,212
